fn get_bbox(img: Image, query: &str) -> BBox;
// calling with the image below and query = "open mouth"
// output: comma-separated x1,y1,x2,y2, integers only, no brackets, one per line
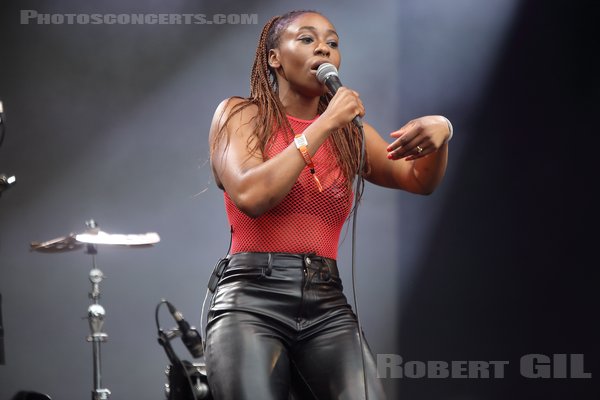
310,59,329,73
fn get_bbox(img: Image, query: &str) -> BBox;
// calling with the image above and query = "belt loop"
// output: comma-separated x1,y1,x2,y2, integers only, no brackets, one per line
319,258,331,281
265,253,273,276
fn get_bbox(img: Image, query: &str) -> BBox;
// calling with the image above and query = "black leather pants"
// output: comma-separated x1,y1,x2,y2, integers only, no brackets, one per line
205,252,387,400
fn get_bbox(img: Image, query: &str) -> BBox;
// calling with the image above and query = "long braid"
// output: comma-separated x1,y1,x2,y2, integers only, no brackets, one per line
249,15,291,155
210,10,368,194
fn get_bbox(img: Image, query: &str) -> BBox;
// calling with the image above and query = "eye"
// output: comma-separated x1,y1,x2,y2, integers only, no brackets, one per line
328,41,339,49
299,36,314,44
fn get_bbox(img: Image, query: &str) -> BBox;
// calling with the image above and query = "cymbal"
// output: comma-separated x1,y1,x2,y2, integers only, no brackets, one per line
30,230,160,253
30,234,83,253
75,231,160,246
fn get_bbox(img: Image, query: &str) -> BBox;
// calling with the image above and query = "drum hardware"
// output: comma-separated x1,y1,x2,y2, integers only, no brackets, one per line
30,219,160,400
0,293,4,365
0,173,16,196
0,99,16,198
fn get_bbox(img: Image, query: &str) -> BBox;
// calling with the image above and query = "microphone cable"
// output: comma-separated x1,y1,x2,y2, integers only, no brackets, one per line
349,119,370,400
200,225,232,348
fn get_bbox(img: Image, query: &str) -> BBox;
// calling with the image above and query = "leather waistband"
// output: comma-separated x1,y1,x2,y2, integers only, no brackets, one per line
228,252,339,277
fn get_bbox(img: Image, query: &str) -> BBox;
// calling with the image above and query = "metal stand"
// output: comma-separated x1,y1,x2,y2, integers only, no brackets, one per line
85,220,111,400
29,218,160,400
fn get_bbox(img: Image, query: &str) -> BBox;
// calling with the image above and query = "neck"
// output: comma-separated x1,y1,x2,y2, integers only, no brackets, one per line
277,86,320,120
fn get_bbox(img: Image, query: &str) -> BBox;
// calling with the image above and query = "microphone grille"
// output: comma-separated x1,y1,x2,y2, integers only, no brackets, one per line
316,63,338,84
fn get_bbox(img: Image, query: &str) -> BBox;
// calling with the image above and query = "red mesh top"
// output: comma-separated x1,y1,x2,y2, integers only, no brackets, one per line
224,114,353,260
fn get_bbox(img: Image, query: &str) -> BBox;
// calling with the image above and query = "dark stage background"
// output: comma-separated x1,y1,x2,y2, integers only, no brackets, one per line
0,0,596,399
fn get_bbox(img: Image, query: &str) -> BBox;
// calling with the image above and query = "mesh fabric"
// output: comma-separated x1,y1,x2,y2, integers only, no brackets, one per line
224,115,353,259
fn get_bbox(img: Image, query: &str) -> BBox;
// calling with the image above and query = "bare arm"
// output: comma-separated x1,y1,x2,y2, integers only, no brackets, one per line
364,115,451,194
210,91,363,217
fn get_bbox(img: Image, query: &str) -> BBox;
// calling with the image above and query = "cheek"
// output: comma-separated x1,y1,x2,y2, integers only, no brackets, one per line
327,50,341,68
279,43,308,68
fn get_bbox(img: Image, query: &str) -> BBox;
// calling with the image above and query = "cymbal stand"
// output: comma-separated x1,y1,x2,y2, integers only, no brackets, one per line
85,220,111,400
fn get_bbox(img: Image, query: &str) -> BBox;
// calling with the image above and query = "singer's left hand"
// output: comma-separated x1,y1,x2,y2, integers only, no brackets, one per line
386,115,450,161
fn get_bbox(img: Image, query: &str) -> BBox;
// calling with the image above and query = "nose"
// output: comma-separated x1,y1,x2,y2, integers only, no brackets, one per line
314,41,330,57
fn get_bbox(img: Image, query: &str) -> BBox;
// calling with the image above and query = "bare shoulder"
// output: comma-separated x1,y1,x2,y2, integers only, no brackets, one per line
211,96,258,135
209,97,260,189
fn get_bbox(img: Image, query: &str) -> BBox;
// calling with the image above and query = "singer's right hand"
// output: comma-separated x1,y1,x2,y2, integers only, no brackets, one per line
321,87,365,129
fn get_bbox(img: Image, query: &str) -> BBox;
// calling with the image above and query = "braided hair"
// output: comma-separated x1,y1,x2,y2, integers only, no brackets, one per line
210,10,368,189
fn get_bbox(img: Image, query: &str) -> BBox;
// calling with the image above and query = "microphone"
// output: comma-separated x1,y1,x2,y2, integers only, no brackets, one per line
316,63,363,127
166,301,204,358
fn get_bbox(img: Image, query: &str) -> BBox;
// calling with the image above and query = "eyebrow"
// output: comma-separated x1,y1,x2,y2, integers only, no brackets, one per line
296,25,339,37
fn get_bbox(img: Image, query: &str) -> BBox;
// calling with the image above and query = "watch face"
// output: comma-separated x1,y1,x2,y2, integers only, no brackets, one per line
294,134,308,148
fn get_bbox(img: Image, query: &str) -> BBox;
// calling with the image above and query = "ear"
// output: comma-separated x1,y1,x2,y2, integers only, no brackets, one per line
268,49,281,69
